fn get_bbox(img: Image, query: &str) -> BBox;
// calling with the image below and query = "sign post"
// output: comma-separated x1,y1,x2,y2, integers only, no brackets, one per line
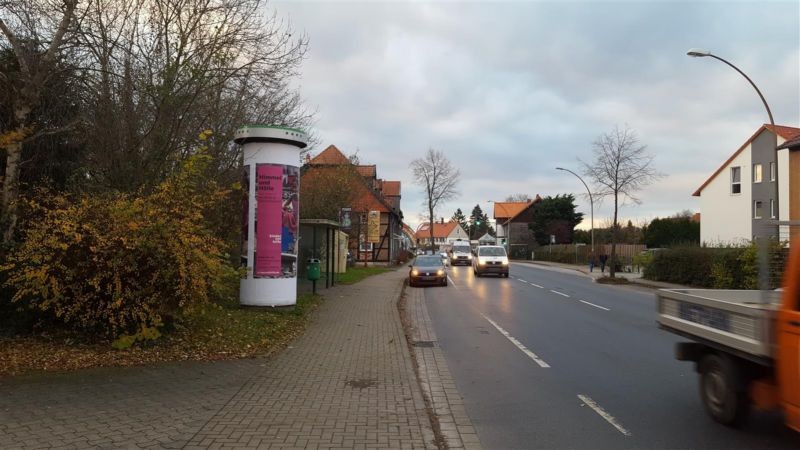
236,125,308,307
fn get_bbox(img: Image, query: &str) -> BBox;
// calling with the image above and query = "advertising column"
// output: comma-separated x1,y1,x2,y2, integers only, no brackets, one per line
235,125,307,306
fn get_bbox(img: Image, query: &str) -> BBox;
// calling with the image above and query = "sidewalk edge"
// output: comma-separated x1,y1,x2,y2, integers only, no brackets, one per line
399,284,483,450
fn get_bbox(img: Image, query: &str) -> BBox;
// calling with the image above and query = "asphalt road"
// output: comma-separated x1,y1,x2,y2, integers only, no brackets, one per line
421,262,800,449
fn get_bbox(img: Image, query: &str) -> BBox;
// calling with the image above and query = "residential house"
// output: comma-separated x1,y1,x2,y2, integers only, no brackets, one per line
302,145,404,264
493,197,542,258
416,219,469,249
693,124,800,245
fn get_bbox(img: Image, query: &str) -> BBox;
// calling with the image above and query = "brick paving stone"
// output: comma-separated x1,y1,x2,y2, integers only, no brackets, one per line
1,269,436,449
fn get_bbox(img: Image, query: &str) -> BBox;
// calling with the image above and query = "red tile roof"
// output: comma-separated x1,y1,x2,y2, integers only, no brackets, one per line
356,165,376,178
416,221,459,239
493,201,530,220
310,145,349,165
693,124,800,196
383,181,401,196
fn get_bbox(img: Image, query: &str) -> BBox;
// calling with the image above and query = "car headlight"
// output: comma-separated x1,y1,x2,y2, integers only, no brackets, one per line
437,269,444,276
411,269,419,276
501,258,509,265
467,254,473,259
478,258,486,266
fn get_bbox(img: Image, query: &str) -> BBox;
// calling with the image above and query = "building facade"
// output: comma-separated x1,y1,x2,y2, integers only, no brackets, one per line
693,125,800,245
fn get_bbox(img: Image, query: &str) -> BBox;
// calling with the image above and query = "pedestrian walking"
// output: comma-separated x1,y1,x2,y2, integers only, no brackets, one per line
599,254,608,274
588,251,596,272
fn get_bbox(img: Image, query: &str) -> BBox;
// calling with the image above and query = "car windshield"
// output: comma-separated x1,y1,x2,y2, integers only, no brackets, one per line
478,247,506,257
452,245,471,253
415,256,442,266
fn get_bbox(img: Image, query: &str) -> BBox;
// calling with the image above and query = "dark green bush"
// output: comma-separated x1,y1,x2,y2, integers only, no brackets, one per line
644,245,761,288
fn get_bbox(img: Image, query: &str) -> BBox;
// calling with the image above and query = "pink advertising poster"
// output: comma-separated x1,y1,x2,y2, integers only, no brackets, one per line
254,164,283,277
253,163,299,278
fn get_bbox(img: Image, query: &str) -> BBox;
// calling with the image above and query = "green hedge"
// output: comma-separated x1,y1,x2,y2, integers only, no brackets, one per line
643,245,759,288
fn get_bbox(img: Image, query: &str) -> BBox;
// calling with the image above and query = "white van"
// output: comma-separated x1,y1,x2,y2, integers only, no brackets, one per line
450,240,473,266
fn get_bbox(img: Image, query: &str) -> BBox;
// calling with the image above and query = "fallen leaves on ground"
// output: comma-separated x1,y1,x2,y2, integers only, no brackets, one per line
0,294,322,378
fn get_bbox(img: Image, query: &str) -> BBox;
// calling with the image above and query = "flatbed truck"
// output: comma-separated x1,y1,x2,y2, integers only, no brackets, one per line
656,244,800,430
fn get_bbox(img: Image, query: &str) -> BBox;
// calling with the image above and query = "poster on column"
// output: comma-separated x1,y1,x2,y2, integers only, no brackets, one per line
254,163,299,278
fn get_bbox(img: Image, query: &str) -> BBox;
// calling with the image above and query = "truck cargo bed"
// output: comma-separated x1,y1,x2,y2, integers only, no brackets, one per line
656,289,778,360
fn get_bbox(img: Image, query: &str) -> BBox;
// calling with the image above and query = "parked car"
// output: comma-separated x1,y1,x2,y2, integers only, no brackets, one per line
409,255,447,287
472,245,509,277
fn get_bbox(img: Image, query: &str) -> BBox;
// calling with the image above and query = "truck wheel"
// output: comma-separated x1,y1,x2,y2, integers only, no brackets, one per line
699,353,750,427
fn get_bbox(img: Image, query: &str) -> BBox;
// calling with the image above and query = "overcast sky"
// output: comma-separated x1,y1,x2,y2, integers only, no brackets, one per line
274,0,800,231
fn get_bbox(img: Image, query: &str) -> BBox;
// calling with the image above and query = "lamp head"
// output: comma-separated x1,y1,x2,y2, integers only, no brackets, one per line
687,48,711,58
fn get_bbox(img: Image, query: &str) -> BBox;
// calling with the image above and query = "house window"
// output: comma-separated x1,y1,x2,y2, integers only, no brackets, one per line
731,167,741,194
771,199,776,219
753,164,762,183
754,201,763,219
770,162,775,182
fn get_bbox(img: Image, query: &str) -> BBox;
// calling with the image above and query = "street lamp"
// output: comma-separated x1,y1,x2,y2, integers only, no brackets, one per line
556,167,594,253
687,48,778,217
688,48,778,292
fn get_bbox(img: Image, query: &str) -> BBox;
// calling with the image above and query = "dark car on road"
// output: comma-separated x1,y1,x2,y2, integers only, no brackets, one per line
408,255,447,287
472,245,509,277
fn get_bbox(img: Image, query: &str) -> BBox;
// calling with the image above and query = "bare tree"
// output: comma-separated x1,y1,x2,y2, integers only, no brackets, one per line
505,193,531,202
0,0,78,243
410,148,459,250
582,125,664,278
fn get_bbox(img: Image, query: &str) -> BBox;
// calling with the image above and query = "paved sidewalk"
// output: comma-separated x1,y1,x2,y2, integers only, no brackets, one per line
0,269,436,449
517,260,690,289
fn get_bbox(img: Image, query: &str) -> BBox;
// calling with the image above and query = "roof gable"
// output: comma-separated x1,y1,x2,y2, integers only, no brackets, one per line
416,221,459,238
310,145,350,165
493,201,529,219
383,181,401,196
693,124,800,196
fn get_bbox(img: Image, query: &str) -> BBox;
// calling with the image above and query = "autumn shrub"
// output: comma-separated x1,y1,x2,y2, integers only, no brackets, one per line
1,150,239,338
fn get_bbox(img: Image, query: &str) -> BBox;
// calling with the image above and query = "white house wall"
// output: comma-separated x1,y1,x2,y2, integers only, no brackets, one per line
700,144,752,245
446,224,469,243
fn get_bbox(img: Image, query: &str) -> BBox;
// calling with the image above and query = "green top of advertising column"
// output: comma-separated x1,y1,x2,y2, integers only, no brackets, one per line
233,124,309,148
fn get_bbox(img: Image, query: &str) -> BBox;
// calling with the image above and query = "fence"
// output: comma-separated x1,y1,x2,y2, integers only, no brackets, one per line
533,243,646,269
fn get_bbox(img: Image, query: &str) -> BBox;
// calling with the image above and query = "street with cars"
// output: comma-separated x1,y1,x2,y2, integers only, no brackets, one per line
411,255,800,449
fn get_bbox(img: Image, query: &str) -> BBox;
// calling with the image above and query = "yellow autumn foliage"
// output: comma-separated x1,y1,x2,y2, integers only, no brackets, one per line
1,151,239,337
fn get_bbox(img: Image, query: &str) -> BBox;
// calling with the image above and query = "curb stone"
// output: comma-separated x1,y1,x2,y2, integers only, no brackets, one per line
400,284,483,450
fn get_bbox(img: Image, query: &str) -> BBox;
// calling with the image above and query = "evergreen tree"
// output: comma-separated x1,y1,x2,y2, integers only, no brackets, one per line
469,204,488,239
529,194,584,245
451,208,468,232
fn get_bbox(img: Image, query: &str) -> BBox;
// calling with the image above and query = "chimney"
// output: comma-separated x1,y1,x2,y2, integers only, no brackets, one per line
440,217,444,224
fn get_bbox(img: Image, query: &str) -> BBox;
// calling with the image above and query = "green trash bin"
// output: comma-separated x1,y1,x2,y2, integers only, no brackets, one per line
307,259,321,281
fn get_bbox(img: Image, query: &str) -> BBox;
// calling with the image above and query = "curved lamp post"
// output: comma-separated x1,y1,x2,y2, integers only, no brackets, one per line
556,167,594,253
688,48,777,293
687,48,778,219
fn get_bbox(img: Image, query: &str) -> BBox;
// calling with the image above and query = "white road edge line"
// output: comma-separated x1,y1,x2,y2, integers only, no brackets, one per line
550,289,570,298
580,300,610,311
516,278,526,282
577,394,632,436
529,283,543,288
480,314,550,368
447,275,456,285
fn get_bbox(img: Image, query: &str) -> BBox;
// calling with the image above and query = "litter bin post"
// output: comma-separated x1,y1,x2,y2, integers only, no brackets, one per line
307,258,321,294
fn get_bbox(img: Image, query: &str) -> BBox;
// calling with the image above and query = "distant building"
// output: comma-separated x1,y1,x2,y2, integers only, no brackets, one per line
693,124,800,245
416,219,469,249
302,145,404,264
492,197,541,258
477,232,496,245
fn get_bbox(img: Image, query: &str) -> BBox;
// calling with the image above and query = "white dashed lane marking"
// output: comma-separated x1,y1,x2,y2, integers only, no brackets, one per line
481,314,550,368
578,394,632,436
580,300,610,311
550,289,570,298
